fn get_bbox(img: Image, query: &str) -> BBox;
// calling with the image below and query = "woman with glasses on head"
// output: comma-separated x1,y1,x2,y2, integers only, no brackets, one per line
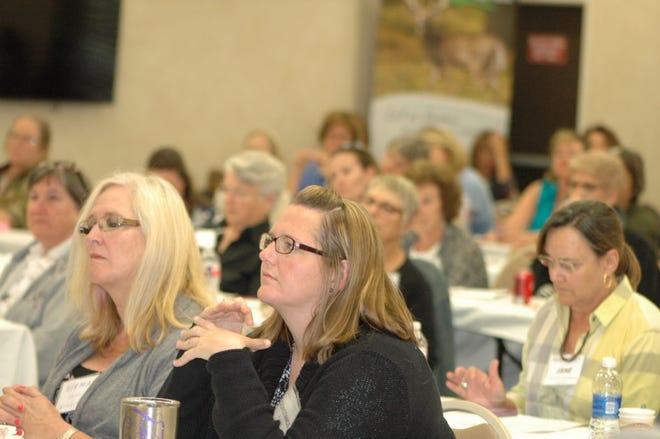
0,114,50,228
159,185,454,438
447,200,660,422
0,161,90,386
0,173,214,439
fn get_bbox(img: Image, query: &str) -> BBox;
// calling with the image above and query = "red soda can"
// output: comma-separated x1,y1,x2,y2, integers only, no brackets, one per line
514,269,534,304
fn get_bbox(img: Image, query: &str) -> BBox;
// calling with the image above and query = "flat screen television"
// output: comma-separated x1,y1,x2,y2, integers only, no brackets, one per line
0,0,120,102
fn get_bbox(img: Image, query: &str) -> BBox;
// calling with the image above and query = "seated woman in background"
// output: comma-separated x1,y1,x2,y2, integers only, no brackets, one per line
448,200,660,422
583,123,621,152
497,128,584,246
288,110,368,193
470,130,517,201
617,148,659,253
243,129,281,158
363,174,438,370
419,126,495,235
218,150,286,296
0,161,90,386
379,135,429,175
0,114,50,228
146,146,218,228
404,160,488,288
327,143,378,202
0,173,214,439
160,185,454,438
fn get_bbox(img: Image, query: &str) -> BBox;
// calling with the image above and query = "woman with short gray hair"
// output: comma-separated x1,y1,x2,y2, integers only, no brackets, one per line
219,151,286,295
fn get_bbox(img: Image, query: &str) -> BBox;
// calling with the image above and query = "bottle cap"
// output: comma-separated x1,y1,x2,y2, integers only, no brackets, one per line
602,357,616,368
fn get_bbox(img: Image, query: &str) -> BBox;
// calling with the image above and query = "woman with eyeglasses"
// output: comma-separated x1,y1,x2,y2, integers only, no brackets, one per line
159,185,454,438
0,114,50,228
0,173,214,439
0,162,90,386
447,200,660,422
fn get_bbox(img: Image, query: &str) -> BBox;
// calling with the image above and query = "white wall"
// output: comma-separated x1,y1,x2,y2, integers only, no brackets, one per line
0,0,658,207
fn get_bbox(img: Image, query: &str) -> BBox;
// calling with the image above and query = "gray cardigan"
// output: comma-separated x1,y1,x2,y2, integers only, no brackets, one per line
404,223,489,288
41,296,202,439
1,242,75,386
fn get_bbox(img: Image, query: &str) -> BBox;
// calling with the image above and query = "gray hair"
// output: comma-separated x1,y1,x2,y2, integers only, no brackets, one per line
224,150,286,196
387,135,429,163
367,174,419,223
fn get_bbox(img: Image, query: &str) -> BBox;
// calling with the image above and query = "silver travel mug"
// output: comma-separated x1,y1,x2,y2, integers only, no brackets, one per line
119,397,180,439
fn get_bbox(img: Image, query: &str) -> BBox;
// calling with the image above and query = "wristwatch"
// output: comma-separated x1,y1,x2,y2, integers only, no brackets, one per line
58,427,78,439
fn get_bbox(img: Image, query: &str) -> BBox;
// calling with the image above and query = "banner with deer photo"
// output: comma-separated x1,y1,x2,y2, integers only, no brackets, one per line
369,0,515,159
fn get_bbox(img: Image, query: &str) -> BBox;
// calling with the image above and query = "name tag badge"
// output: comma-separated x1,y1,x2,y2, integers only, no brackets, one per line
55,373,100,413
543,354,585,386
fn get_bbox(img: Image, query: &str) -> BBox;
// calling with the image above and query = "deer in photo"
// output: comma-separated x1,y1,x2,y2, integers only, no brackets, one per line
403,0,509,94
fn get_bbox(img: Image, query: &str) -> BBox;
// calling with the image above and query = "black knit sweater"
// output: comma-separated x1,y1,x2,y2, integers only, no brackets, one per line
160,329,455,438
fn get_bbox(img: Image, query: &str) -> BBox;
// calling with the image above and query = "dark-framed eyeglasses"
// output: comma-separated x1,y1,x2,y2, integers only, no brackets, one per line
259,233,324,256
78,214,141,235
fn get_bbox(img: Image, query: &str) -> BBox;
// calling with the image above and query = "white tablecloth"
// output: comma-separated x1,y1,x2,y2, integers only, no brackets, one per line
444,408,588,439
0,319,38,388
450,287,539,345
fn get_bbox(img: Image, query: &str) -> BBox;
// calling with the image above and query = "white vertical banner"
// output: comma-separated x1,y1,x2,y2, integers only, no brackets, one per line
370,0,515,159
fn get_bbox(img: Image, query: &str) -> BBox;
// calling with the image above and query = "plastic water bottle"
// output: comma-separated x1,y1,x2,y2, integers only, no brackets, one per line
201,246,221,294
589,357,622,439
413,321,428,360
196,229,221,294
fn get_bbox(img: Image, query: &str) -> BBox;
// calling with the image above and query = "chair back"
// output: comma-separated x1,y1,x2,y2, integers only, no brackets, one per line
442,398,512,439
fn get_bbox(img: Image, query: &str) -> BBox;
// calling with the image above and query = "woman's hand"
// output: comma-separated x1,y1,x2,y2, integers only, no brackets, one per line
200,297,254,333
446,360,508,409
173,316,270,367
0,385,73,438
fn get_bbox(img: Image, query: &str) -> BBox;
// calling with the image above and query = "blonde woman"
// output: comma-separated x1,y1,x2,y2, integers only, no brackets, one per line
0,173,214,439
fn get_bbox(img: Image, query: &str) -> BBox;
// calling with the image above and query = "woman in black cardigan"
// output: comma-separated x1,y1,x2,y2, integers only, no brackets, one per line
160,185,454,438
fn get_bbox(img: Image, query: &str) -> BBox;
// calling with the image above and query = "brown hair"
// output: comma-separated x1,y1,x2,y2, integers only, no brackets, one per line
252,185,415,364
583,124,621,149
537,200,641,289
28,161,91,208
317,111,369,148
404,160,462,222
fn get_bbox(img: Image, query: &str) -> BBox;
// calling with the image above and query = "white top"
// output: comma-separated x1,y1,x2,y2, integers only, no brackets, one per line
0,239,70,317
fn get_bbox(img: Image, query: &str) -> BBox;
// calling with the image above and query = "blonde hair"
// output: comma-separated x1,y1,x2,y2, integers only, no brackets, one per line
67,172,214,352
252,186,415,363
418,126,467,173
569,151,626,195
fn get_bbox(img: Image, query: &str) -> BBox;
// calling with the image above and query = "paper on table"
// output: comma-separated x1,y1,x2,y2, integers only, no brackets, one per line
500,414,584,433
450,287,510,301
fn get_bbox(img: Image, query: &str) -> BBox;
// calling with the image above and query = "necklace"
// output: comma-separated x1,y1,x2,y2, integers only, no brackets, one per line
560,311,591,362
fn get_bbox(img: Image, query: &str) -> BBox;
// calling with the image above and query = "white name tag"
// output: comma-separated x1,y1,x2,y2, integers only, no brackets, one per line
543,354,585,386
55,373,100,413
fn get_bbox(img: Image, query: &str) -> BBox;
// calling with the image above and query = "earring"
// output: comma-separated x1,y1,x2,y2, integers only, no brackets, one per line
603,273,613,289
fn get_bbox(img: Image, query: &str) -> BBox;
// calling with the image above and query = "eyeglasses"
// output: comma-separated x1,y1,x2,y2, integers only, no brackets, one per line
259,233,324,256
567,180,600,192
363,196,403,215
78,214,141,235
7,132,39,147
537,254,581,274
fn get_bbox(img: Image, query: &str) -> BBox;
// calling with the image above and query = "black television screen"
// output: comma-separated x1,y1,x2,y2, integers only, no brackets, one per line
0,0,120,102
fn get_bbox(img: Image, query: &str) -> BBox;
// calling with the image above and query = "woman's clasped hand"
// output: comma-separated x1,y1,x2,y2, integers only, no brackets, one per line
174,299,271,367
